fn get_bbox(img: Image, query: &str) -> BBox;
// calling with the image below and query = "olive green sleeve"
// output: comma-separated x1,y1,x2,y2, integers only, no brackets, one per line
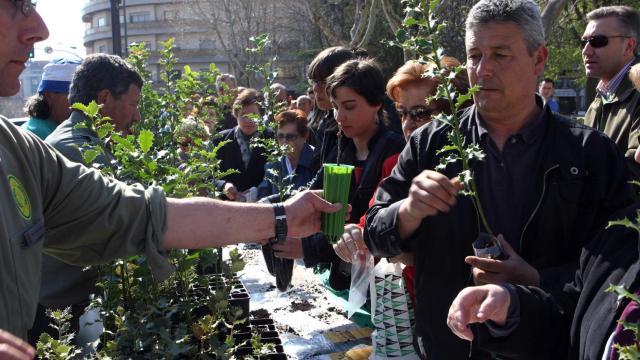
34,130,175,281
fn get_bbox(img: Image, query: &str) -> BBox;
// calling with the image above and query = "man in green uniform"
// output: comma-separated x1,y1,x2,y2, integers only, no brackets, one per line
582,6,640,181
0,2,341,358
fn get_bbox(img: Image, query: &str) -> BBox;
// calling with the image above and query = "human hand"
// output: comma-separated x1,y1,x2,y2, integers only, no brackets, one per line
447,284,511,341
399,170,463,222
272,237,303,259
0,329,35,360
333,224,368,263
283,190,342,238
223,182,239,201
465,235,540,286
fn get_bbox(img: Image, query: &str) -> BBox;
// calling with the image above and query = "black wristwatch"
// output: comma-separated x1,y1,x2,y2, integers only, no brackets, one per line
272,203,287,243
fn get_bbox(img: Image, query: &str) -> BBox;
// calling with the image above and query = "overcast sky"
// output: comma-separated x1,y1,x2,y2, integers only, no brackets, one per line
34,0,87,60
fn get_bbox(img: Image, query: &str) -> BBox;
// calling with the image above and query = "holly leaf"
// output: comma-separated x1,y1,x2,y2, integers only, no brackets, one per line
137,129,154,153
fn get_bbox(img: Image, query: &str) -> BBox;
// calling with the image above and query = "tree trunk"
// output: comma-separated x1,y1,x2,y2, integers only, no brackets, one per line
541,0,570,40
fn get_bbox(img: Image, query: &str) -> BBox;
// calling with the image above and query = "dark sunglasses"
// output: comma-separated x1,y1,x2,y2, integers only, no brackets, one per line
11,0,36,16
580,35,629,49
277,133,299,141
397,106,437,123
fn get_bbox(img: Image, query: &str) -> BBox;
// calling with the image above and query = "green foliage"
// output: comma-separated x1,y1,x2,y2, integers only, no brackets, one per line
392,0,491,234
66,38,281,358
245,34,296,202
36,308,82,360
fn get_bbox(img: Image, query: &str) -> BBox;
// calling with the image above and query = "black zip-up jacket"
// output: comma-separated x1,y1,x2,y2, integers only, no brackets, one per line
302,124,405,289
474,203,640,360
364,105,633,359
213,126,275,192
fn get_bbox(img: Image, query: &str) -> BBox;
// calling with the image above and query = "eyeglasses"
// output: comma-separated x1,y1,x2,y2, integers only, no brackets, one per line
397,106,438,124
11,1,36,16
277,133,299,142
580,35,629,49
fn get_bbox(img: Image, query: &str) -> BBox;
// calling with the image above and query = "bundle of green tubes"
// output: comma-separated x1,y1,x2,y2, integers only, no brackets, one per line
322,163,353,244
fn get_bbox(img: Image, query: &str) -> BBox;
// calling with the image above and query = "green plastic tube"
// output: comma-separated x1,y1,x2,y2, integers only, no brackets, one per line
322,163,354,244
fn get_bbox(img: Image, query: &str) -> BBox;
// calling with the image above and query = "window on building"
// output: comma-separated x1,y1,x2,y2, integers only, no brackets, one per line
163,10,177,20
130,12,152,23
199,39,216,49
98,45,107,53
97,17,106,27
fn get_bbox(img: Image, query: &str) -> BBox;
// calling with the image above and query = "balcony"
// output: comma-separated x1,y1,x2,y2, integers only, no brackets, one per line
81,0,175,22
83,20,177,46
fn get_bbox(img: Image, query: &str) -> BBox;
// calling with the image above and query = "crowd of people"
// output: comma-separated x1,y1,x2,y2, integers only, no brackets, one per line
1,0,640,359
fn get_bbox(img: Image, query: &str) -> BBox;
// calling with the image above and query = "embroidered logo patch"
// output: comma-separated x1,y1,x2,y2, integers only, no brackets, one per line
8,175,31,221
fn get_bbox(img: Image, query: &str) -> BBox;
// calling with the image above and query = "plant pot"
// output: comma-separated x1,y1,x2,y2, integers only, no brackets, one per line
472,232,508,260
322,163,353,244
229,292,250,321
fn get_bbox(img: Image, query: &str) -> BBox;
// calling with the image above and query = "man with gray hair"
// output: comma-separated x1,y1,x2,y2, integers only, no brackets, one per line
581,6,640,183
364,0,632,358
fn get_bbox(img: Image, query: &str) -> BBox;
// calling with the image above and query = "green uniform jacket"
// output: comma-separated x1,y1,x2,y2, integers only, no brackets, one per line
584,71,640,182
20,117,57,140
0,116,172,339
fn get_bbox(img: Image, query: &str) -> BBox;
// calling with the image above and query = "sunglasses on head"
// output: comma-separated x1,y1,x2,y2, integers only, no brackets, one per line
11,0,36,16
277,133,299,141
397,106,437,123
580,35,629,49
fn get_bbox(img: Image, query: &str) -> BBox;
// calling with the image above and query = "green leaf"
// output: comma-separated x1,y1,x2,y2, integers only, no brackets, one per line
82,149,101,164
137,129,154,153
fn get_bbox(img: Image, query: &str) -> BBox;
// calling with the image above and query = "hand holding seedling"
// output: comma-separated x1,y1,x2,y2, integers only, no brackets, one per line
398,170,463,238
465,235,540,286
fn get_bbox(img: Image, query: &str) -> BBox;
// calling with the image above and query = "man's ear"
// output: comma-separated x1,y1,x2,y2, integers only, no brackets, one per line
533,45,548,77
624,38,638,59
96,89,111,106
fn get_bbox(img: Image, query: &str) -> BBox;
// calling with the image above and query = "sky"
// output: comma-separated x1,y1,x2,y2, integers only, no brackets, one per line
33,0,87,60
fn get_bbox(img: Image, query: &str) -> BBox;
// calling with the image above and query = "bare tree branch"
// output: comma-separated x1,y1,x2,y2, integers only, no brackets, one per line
356,0,378,48
541,0,570,40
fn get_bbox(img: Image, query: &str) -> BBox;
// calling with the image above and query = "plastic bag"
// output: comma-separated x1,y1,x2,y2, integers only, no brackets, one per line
370,258,419,360
346,249,374,319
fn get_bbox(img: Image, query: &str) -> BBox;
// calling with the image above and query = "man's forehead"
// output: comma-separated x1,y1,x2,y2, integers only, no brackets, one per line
584,17,624,35
465,22,524,50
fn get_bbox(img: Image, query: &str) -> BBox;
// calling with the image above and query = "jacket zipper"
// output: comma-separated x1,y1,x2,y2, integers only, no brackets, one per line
519,164,559,253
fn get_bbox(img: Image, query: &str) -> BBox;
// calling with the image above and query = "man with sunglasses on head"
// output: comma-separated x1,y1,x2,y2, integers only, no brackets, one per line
364,0,634,358
0,2,342,358
582,6,640,185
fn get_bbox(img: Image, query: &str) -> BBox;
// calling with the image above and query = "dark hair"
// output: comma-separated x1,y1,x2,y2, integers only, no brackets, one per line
325,58,385,107
275,109,308,136
68,54,143,105
232,88,260,118
24,94,50,119
307,46,368,82
587,6,640,52
542,78,554,84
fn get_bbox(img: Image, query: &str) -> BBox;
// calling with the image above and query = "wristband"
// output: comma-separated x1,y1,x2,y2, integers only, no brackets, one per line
273,203,287,243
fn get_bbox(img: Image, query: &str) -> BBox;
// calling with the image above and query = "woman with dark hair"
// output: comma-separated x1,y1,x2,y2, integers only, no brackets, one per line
214,88,273,201
306,46,363,166
272,58,405,292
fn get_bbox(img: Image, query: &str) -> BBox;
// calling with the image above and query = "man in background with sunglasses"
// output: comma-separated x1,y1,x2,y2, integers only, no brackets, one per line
582,6,640,186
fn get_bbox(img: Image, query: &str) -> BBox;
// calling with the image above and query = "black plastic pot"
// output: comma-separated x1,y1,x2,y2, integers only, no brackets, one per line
261,243,294,291
472,232,508,260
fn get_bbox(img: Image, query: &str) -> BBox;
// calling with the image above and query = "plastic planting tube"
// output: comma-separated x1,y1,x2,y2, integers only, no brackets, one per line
322,163,353,244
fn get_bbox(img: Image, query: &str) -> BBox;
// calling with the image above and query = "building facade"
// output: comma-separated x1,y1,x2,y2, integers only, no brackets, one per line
80,0,319,91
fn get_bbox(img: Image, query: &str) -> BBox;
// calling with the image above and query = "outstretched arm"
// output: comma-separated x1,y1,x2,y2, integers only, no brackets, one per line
163,190,341,249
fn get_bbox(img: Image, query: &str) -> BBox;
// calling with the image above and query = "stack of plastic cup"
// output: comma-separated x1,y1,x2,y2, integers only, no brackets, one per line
322,163,353,244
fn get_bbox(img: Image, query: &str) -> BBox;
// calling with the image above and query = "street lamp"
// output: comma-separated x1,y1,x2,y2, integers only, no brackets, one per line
43,46,83,60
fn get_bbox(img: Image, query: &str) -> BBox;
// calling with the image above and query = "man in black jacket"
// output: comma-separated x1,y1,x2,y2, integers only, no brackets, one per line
447,202,640,359
364,0,633,358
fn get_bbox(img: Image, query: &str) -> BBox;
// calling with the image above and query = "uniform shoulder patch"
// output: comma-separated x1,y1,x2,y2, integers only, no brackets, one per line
8,175,31,221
